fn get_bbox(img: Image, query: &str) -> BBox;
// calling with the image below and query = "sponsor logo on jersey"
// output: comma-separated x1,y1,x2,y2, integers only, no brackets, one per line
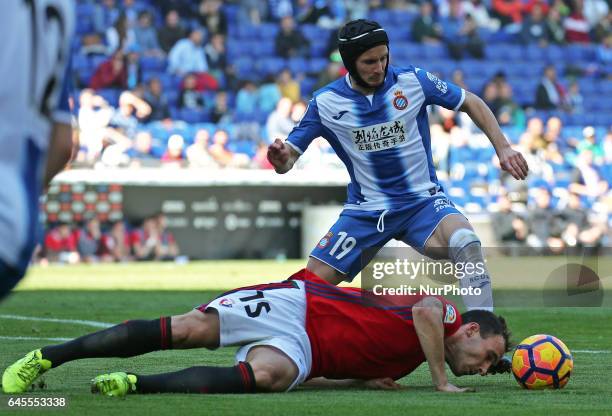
392,90,408,110
350,119,407,152
444,304,457,324
219,298,234,308
332,110,349,120
318,231,333,248
426,72,448,94
433,197,453,212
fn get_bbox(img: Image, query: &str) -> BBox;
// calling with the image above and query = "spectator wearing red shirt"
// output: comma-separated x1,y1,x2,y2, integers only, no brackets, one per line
90,51,127,90
564,0,592,43
44,224,80,264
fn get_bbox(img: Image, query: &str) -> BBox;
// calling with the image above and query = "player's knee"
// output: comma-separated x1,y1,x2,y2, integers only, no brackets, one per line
171,310,219,349
252,363,293,392
449,228,481,249
306,258,345,285
449,228,482,261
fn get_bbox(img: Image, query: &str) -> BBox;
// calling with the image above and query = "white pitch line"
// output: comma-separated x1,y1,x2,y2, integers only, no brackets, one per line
0,335,72,342
0,314,113,328
573,350,612,354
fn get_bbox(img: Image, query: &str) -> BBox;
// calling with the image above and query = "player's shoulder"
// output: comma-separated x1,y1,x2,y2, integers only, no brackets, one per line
390,64,434,83
311,76,354,104
389,64,418,76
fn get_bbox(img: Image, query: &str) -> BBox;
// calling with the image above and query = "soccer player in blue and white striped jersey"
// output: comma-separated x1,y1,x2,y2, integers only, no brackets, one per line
0,0,75,299
267,19,529,311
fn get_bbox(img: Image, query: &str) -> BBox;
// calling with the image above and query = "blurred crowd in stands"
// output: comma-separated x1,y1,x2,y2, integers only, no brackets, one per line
49,0,611,260
36,214,181,265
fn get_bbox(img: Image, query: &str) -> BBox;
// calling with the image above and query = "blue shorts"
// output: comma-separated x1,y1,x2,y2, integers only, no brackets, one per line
310,192,464,280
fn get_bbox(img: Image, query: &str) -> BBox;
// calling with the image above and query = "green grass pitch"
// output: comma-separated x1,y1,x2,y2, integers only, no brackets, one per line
1,261,611,416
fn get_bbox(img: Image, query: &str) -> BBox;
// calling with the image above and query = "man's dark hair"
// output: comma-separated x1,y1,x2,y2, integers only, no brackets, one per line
461,310,512,353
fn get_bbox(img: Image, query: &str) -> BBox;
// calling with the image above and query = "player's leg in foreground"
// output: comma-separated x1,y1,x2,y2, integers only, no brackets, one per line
423,214,494,312
2,309,296,395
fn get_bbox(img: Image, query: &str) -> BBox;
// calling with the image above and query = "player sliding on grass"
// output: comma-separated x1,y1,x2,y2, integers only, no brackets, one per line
3,269,511,396
267,19,529,312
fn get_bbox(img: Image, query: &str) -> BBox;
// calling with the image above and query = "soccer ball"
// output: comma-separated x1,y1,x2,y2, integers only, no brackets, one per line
512,334,573,389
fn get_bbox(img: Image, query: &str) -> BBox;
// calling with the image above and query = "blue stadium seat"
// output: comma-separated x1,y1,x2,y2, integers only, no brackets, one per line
391,11,418,25
422,44,446,60
543,45,564,62
140,56,167,72
309,58,328,73
177,108,211,124
73,54,91,71
237,24,258,39
229,140,257,158
423,60,448,77
288,57,308,75
165,90,179,107
252,41,276,57
310,42,328,58
234,57,254,79
369,9,393,26
257,57,286,76
300,77,318,96
75,18,93,35
97,89,120,106
459,60,486,78
302,24,331,44
222,3,240,22
78,68,95,86
258,23,279,40
387,27,410,43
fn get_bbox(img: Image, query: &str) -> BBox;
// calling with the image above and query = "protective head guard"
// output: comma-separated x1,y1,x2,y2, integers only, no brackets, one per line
338,19,389,89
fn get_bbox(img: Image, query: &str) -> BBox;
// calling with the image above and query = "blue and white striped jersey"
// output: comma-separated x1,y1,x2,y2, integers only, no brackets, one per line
0,0,74,268
287,65,465,211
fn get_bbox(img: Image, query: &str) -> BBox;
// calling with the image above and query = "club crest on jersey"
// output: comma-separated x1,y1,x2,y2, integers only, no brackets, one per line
426,72,448,94
318,231,333,248
219,298,234,308
392,90,408,110
444,304,457,324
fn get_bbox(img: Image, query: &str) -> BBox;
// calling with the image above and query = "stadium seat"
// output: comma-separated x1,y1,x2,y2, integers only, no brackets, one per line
543,45,564,62
301,24,331,44
422,44,447,60
75,18,93,35
288,57,308,75
258,23,279,40
300,77,318,96
308,58,328,73
177,108,210,124
369,9,393,26
459,60,486,78
310,42,329,58
97,89,120,107
257,57,286,76
140,56,167,72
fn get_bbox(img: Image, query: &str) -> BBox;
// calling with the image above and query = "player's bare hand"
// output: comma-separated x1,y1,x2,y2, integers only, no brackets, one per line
267,138,292,173
364,378,404,390
436,383,475,393
497,146,528,180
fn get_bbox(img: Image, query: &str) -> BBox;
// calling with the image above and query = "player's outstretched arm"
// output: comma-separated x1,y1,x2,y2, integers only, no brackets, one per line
267,138,300,174
459,91,529,180
44,122,74,187
413,297,473,393
303,377,403,390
